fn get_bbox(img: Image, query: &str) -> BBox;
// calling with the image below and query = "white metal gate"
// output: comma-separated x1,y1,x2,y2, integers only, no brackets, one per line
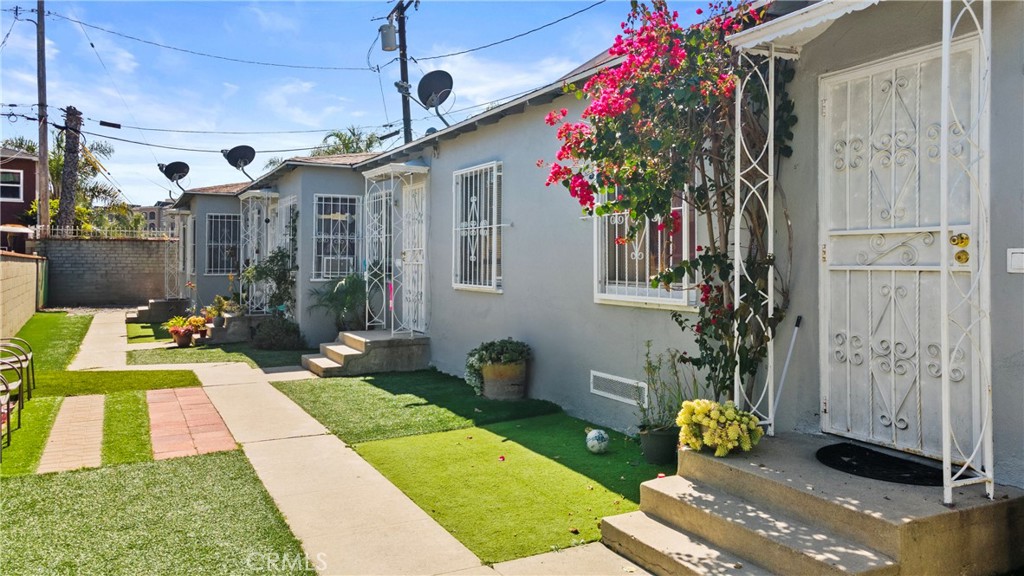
819,39,986,464
364,164,430,335
401,182,427,333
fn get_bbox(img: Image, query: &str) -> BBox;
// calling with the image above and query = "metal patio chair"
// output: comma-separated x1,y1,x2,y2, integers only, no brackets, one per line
0,359,23,432
0,374,11,459
0,338,35,400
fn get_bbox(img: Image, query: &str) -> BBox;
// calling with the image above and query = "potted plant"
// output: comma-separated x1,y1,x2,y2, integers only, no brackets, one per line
465,338,531,400
635,341,700,465
187,315,208,338
677,399,764,457
164,316,193,348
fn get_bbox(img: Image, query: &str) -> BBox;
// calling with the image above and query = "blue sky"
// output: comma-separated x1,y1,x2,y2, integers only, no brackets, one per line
1,1,701,205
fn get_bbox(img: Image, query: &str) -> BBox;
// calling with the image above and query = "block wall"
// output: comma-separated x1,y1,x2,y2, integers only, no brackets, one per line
34,238,171,306
0,252,42,337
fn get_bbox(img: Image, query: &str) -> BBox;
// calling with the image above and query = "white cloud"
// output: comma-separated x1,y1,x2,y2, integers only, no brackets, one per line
222,82,239,99
246,5,299,33
421,49,579,110
261,79,344,128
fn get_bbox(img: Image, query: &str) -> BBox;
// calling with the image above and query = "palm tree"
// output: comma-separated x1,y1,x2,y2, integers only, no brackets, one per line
312,126,383,156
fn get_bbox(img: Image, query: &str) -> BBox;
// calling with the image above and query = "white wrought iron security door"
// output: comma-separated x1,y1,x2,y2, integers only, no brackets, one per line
819,39,985,461
401,182,427,333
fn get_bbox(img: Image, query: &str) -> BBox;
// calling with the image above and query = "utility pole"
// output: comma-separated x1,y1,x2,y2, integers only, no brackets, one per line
395,0,413,144
35,1,50,235
56,106,81,230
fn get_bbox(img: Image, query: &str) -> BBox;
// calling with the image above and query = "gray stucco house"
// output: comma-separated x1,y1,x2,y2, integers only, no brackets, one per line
175,0,1023,511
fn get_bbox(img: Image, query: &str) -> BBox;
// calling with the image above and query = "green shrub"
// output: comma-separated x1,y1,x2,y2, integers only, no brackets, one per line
252,316,305,350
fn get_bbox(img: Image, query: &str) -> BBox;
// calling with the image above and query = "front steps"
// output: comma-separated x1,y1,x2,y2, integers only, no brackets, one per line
602,432,1024,576
124,298,189,324
301,331,430,377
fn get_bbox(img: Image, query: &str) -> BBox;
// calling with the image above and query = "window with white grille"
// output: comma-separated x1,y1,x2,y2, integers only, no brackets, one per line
595,199,692,308
206,214,240,275
0,170,23,201
312,195,360,281
452,162,502,291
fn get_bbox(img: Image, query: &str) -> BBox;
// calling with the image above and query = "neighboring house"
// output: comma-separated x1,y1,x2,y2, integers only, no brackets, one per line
131,200,175,232
0,147,40,253
169,182,250,306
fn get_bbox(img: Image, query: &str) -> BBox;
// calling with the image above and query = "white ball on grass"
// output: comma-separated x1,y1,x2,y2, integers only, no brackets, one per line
586,429,610,454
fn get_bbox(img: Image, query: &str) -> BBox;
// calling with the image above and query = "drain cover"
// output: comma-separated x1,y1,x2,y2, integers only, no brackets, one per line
815,442,944,486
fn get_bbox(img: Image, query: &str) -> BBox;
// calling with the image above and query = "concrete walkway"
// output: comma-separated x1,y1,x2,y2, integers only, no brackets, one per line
37,394,104,473
66,311,649,575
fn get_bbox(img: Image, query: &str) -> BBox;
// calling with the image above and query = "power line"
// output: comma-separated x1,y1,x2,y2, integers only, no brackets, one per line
413,0,606,62
43,9,376,72
79,129,322,154
0,7,20,53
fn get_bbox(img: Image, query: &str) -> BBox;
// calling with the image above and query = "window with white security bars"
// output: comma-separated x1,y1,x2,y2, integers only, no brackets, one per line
313,195,360,281
594,197,693,308
206,214,240,275
452,162,502,291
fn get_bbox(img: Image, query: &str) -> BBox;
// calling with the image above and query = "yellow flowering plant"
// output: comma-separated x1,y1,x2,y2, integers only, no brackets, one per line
677,399,763,457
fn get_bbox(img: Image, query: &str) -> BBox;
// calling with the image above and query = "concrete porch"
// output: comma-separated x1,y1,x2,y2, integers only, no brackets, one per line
301,330,430,377
602,431,1024,575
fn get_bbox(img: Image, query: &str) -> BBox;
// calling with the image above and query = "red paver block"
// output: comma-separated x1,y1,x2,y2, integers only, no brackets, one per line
147,387,236,461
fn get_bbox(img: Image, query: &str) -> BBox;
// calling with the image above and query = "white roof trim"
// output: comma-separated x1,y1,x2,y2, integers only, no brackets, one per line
363,163,430,181
238,189,279,201
728,0,881,59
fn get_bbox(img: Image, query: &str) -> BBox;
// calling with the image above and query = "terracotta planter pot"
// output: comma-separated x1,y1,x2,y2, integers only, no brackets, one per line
481,361,527,400
172,331,193,348
639,426,681,465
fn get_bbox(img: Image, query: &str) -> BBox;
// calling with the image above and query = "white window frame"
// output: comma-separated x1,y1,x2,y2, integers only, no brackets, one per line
593,199,694,310
205,213,240,276
188,216,196,275
312,194,361,282
452,161,502,292
0,169,24,202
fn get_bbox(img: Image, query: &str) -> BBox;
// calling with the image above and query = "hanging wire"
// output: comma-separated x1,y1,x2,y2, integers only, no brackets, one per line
43,9,376,72
0,7,21,53
413,0,606,61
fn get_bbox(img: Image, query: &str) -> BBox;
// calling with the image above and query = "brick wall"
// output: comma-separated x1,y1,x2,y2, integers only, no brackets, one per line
33,238,173,306
1,252,42,337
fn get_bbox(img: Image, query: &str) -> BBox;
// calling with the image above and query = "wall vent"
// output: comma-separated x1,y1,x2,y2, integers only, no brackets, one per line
590,371,647,407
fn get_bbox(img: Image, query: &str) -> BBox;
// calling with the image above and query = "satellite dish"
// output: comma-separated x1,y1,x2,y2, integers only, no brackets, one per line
417,70,453,127
417,70,453,109
425,127,438,135
222,145,256,181
158,161,190,198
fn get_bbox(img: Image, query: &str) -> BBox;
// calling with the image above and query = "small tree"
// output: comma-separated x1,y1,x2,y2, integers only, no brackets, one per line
543,1,793,400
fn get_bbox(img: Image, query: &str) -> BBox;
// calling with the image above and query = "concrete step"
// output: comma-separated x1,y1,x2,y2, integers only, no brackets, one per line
641,475,897,576
320,343,362,365
124,311,139,323
602,511,770,576
341,330,430,353
301,354,347,378
676,439,903,560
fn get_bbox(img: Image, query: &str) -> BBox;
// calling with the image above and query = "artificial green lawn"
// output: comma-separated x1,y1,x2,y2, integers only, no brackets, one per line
128,343,312,369
0,451,315,575
102,391,152,466
15,311,93,370
358,412,674,563
0,396,62,477
274,370,561,444
126,322,171,343
33,370,201,397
